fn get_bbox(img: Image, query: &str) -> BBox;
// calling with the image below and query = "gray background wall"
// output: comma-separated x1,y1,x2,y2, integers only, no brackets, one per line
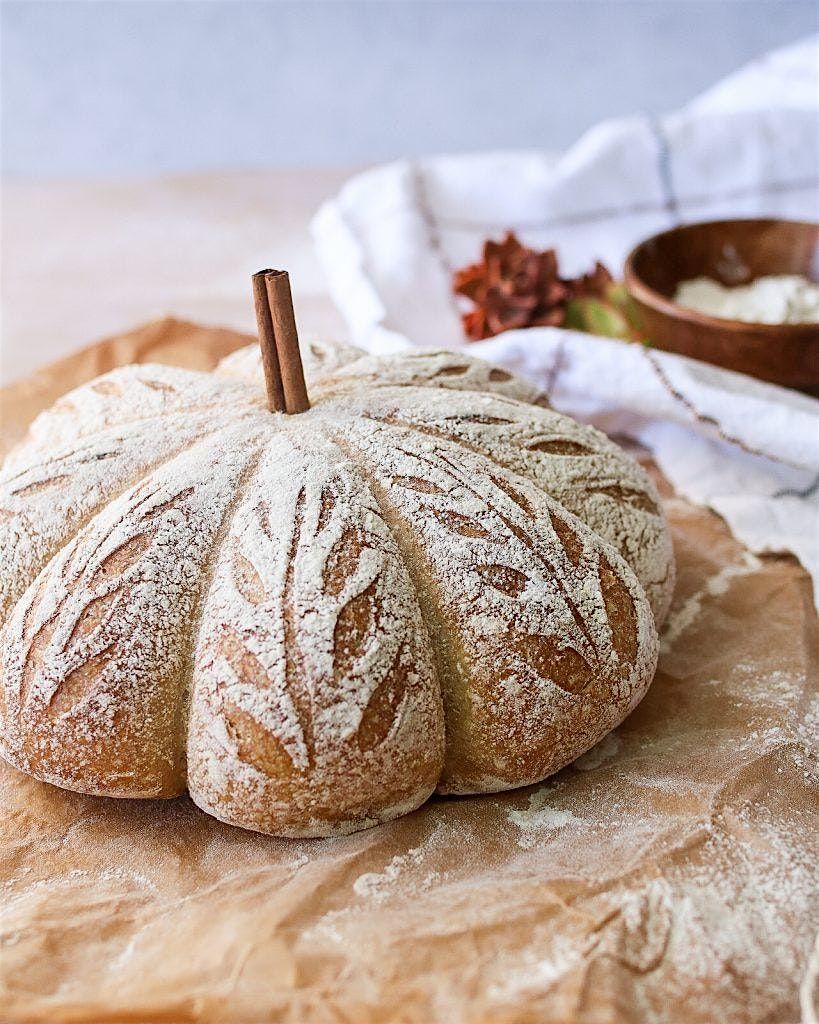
2,0,817,177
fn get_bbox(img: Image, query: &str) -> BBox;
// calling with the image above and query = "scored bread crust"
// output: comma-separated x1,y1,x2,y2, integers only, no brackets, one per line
0,340,672,836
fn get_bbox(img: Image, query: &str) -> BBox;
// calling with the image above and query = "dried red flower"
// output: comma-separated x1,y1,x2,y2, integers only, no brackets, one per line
453,232,614,341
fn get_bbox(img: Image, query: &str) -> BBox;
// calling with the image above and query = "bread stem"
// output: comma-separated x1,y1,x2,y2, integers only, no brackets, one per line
252,269,310,414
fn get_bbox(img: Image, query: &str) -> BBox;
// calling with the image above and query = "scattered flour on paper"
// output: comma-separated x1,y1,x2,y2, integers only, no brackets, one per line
353,850,431,902
485,933,586,1001
507,787,581,849
661,551,762,652
800,933,819,1024
352,821,448,902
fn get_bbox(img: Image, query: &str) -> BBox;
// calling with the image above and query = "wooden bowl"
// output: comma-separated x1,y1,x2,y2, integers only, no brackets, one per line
623,218,819,394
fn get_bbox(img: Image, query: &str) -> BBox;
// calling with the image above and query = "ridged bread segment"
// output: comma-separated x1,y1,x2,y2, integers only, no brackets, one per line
216,344,548,406
11,364,261,461
317,350,548,406
0,412,243,623
186,429,444,838
342,384,674,624
216,337,365,392
341,418,658,794
0,422,266,798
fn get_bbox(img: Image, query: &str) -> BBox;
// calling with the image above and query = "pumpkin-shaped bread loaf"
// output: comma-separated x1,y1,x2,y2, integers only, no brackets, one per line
0,280,673,837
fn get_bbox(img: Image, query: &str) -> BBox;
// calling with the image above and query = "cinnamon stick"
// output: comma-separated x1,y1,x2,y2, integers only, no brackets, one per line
252,270,286,412
252,269,310,414
265,270,310,414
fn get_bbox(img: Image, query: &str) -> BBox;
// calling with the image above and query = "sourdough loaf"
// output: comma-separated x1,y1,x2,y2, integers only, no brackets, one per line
0,339,673,836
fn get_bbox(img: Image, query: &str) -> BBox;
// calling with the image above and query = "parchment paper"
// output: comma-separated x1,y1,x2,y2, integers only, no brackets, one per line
1,320,816,1024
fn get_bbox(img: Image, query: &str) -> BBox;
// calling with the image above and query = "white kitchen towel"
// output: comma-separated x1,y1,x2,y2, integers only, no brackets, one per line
312,36,819,605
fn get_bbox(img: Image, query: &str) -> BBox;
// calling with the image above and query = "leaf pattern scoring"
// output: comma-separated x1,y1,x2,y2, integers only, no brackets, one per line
232,551,266,606
334,579,379,682
357,645,410,752
474,564,530,598
48,645,116,718
430,509,496,541
514,634,594,695
528,439,592,456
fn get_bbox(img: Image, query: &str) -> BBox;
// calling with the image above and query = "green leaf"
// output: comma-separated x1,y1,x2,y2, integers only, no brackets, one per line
565,298,633,340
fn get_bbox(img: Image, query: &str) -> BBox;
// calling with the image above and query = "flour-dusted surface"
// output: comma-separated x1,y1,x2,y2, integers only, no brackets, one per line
0,338,670,836
0,321,815,1024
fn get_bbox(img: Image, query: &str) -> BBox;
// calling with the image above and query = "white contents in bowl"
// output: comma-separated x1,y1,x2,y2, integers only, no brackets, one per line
673,274,819,324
